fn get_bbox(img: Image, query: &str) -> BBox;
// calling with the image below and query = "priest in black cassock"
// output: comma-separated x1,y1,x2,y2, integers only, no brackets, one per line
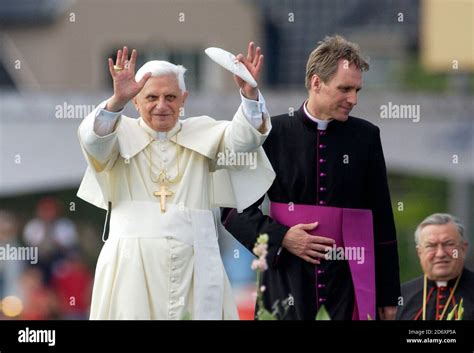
222,35,401,320
396,213,474,320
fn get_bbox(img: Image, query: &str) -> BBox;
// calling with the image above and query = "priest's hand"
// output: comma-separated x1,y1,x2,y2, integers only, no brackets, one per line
234,42,263,100
378,306,397,320
282,222,335,265
106,46,152,112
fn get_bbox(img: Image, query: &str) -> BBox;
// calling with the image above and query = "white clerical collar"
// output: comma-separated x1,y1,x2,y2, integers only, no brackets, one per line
139,118,181,140
303,100,333,131
436,281,448,288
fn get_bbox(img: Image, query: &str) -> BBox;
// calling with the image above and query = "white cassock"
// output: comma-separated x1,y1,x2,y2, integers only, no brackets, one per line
77,92,275,320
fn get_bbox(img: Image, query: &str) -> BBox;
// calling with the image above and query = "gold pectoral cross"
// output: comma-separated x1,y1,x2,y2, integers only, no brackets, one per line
154,183,174,212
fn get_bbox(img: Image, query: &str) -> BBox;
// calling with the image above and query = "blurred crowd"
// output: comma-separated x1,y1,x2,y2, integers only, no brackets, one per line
0,197,95,320
0,196,260,320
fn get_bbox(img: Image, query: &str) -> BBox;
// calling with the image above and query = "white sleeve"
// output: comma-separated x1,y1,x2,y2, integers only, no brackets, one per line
93,100,124,136
78,100,121,169
212,92,272,171
239,90,269,130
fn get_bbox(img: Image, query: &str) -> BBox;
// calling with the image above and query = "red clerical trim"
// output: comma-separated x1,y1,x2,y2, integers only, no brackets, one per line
414,287,436,320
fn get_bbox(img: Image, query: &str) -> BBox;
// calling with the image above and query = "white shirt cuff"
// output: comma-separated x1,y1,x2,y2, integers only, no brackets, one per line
240,90,268,130
93,100,124,136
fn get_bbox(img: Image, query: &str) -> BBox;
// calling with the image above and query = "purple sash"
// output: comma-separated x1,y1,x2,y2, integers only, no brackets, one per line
270,202,376,320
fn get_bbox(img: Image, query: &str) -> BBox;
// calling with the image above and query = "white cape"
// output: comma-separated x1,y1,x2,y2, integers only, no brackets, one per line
77,107,275,319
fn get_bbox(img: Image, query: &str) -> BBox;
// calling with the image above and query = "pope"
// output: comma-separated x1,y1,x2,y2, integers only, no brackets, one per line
77,43,275,319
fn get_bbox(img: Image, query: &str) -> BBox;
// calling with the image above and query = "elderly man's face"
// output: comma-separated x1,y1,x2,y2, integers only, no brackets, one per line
416,222,468,281
308,59,362,121
133,75,188,132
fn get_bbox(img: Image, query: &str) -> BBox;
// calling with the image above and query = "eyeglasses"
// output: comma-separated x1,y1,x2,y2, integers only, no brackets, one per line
421,241,459,254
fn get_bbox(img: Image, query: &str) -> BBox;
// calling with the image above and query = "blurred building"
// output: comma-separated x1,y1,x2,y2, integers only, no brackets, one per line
256,0,420,88
0,0,261,92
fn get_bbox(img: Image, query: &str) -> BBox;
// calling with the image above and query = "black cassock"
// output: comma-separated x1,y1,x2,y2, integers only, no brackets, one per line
222,103,401,320
396,268,474,320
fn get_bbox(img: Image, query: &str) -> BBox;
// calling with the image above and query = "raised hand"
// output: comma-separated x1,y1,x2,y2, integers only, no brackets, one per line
106,46,152,112
234,42,264,100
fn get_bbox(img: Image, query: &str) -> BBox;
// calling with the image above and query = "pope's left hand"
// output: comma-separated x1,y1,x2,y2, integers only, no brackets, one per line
234,42,264,100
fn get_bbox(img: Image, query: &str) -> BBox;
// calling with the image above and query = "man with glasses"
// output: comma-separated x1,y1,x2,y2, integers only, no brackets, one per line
396,213,474,320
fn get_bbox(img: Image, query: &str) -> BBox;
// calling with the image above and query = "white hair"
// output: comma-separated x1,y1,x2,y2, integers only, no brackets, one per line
414,213,466,245
135,60,187,92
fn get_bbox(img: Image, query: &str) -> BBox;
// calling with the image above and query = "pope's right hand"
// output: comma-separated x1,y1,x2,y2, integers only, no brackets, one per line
106,46,152,112
282,222,335,265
